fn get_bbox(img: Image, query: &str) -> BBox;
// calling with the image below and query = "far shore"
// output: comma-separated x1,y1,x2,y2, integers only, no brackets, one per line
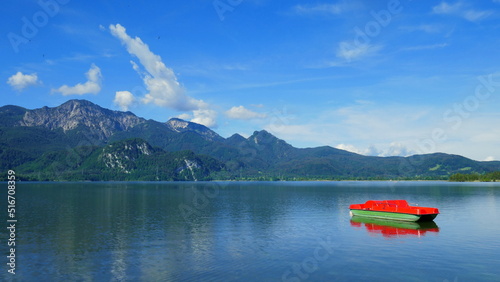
4,179,500,183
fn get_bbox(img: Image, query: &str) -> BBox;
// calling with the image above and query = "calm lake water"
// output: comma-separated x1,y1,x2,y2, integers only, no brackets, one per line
2,181,500,281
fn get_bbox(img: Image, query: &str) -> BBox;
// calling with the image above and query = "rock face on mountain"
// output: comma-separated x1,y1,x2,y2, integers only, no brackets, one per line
100,138,156,173
19,100,145,140
166,118,224,142
1,99,500,181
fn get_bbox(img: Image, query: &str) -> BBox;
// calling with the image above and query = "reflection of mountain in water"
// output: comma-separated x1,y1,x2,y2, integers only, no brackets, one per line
350,216,439,238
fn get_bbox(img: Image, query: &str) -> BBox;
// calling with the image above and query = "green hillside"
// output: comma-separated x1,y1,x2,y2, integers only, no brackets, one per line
2,99,499,181
15,139,223,181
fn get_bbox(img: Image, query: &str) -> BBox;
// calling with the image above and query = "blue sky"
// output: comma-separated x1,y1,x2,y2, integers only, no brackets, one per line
2,0,500,161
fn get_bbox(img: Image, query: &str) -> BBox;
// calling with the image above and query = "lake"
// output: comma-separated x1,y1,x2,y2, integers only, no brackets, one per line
2,181,500,281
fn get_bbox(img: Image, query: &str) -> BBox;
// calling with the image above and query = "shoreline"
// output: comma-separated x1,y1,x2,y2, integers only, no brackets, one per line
5,179,500,184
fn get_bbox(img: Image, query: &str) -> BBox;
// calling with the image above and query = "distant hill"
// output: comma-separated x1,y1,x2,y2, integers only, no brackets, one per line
16,138,222,181
1,99,499,181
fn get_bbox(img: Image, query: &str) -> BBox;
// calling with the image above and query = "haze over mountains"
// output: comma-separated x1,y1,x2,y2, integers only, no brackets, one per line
1,99,499,181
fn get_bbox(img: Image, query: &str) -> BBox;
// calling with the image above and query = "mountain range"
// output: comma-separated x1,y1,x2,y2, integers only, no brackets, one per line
1,99,499,181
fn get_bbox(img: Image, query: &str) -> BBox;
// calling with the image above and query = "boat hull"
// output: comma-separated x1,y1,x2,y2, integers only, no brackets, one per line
350,209,438,222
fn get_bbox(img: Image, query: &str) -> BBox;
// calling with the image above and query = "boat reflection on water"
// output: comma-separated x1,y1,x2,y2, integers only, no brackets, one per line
350,216,439,238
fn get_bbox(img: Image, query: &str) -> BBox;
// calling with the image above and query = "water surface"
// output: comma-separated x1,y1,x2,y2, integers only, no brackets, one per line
2,181,499,281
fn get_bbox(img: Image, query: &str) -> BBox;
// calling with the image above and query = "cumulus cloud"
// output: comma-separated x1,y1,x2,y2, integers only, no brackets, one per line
109,23,216,127
335,144,366,155
7,72,40,91
114,91,135,111
383,142,416,157
226,106,267,120
177,113,192,120
191,109,218,128
52,64,102,96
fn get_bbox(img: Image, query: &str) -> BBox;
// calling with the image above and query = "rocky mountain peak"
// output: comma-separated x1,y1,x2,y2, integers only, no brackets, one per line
19,99,145,140
165,118,224,142
246,130,295,162
250,130,286,145
61,99,98,109
166,118,191,132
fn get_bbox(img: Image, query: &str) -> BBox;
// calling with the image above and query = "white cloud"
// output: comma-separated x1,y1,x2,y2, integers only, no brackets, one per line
383,142,416,157
335,144,365,155
259,100,437,155
191,109,218,128
114,91,135,111
261,94,500,161
226,106,267,120
335,143,415,157
484,156,496,161
401,43,448,51
432,1,464,14
292,3,344,15
177,113,192,120
109,23,217,127
109,23,205,111
463,10,492,21
7,72,40,91
336,41,382,62
52,64,102,96
400,24,443,33
336,144,384,156
332,102,435,146
290,1,360,16
432,1,492,22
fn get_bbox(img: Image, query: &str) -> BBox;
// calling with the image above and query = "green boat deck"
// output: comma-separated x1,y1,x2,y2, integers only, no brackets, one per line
350,209,437,222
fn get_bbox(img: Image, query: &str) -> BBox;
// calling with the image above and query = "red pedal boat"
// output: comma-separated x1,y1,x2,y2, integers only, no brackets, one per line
349,200,439,222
